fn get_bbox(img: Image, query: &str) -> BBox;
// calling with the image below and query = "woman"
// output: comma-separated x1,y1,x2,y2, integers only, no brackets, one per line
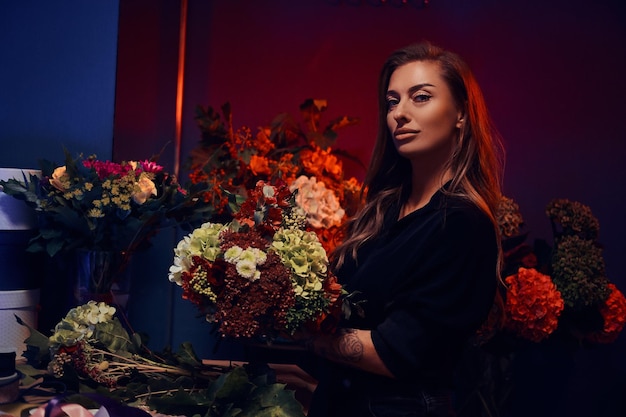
304,42,505,417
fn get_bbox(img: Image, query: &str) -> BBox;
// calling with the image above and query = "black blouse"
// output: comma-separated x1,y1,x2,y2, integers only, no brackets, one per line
323,187,498,393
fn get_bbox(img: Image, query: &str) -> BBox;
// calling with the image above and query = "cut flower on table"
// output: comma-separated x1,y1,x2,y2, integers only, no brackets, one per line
15,301,307,417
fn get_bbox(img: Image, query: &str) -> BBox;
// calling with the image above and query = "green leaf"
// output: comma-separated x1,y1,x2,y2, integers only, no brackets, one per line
175,341,203,367
46,238,65,257
212,367,254,403
16,363,47,386
93,318,135,353
147,387,212,416
242,385,305,417
307,131,334,150
14,314,50,364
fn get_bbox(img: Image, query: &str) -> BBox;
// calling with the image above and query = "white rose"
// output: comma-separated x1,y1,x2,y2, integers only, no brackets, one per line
49,166,69,191
132,173,157,204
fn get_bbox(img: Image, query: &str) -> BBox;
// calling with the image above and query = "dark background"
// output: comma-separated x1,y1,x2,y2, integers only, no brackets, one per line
1,1,625,415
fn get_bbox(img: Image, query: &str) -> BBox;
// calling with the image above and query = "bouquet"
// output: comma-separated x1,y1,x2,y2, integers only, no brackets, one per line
0,150,196,258
17,301,307,416
168,180,345,340
186,99,364,254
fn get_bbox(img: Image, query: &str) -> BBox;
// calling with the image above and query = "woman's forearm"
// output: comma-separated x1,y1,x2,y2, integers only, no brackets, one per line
306,328,394,378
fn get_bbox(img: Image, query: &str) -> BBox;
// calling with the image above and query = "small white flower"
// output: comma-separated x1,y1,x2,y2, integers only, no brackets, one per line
235,259,258,280
224,246,243,263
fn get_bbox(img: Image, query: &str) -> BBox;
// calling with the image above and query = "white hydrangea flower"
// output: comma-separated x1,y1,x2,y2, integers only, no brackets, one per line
289,175,345,228
168,222,227,286
271,226,329,298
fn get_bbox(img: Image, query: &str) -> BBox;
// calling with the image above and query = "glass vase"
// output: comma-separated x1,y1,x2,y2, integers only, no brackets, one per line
73,249,132,308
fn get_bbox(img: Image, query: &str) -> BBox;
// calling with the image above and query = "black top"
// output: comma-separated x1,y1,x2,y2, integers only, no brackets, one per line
308,186,498,410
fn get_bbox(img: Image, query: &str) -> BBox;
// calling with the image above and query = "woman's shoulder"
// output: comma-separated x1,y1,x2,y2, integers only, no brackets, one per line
438,194,495,234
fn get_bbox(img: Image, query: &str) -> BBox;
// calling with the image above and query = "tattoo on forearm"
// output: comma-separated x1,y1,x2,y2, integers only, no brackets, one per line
334,329,363,363
309,329,364,364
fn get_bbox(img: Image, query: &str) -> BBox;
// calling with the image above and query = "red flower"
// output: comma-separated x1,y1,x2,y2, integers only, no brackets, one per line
586,283,626,343
503,267,565,342
215,251,296,338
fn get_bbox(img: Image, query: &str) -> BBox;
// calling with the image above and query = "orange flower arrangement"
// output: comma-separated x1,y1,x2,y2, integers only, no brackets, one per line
185,99,364,254
502,267,565,343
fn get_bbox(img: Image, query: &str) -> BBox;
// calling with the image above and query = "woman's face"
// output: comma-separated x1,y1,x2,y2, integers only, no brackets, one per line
385,60,463,162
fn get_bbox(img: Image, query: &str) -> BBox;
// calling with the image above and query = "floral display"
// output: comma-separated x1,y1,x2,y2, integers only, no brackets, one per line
169,180,345,340
0,150,196,258
16,302,306,416
480,196,626,345
460,196,626,417
185,99,364,254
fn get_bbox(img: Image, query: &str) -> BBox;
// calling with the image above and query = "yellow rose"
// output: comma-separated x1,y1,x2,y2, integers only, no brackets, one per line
49,166,69,191
132,174,157,204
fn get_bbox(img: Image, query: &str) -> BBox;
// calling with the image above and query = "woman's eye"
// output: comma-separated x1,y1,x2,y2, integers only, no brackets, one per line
386,97,399,110
413,93,431,103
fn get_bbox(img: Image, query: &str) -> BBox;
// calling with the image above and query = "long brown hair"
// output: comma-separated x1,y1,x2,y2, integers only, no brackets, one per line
333,42,505,270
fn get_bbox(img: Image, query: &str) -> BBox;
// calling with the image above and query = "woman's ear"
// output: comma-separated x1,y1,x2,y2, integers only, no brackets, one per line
456,112,465,129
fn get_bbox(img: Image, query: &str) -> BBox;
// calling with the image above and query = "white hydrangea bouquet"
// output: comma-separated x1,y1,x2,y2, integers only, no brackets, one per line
168,180,345,340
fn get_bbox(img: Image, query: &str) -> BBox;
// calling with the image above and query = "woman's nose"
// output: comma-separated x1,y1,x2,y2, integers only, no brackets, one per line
392,100,409,123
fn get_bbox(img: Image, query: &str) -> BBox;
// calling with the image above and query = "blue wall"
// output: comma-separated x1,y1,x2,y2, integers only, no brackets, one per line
0,1,119,168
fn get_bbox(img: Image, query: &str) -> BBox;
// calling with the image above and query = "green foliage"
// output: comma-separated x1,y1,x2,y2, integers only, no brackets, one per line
285,293,329,333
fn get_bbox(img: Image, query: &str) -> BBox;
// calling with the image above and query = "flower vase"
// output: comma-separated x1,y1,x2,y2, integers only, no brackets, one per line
74,249,132,308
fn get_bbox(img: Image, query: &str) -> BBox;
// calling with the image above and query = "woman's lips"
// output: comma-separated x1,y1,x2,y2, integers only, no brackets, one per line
394,129,420,139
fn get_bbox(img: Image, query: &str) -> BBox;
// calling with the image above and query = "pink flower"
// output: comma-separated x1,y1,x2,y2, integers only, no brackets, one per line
138,160,164,173
83,159,129,179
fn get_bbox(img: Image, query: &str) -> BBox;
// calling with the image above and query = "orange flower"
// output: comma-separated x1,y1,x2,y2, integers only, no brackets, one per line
275,153,300,182
503,267,564,342
188,168,209,184
302,146,342,180
301,146,343,179
322,150,342,179
254,127,275,156
586,283,626,343
249,155,271,176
